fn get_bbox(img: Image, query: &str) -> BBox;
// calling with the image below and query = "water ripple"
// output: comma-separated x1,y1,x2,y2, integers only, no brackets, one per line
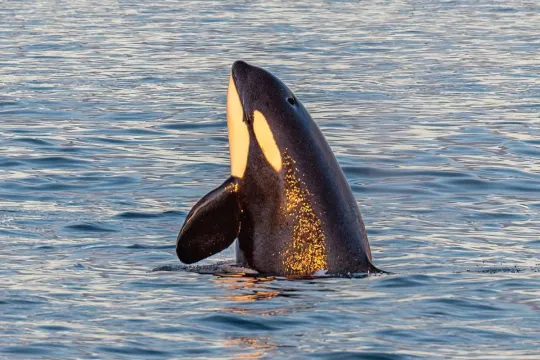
1,0,539,358
64,223,118,233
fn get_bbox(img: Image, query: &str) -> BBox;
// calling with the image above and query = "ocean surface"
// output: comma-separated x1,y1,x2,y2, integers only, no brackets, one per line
1,0,539,358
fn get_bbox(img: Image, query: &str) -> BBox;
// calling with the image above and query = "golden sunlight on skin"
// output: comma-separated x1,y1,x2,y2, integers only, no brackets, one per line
227,74,250,178
281,154,327,275
253,110,282,172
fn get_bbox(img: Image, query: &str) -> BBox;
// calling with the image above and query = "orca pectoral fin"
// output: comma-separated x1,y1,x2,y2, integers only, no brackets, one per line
176,177,242,264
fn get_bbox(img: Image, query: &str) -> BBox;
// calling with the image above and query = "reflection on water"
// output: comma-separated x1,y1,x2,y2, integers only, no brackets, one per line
224,337,278,360
215,275,282,303
1,0,540,358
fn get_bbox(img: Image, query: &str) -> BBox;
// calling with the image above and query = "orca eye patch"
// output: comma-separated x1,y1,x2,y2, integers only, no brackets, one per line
287,97,296,105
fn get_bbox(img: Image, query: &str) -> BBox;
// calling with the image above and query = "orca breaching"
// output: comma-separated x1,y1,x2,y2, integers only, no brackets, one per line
176,61,382,276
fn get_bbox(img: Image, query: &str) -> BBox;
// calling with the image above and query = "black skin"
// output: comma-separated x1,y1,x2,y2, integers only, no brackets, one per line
176,61,382,275
176,176,241,264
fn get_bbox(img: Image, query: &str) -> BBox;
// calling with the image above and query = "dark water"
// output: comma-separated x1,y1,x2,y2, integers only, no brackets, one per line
1,0,539,358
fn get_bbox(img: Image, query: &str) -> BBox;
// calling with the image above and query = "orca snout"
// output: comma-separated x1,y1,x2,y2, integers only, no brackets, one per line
231,60,253,83
232,60,250,73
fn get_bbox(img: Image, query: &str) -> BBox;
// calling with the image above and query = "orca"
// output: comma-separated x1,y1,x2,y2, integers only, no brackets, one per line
176,61,381,276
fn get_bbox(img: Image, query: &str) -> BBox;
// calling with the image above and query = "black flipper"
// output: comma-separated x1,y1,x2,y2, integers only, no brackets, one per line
176,177,242,264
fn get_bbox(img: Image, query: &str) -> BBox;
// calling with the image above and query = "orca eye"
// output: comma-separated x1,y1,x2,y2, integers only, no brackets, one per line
287,97,296,105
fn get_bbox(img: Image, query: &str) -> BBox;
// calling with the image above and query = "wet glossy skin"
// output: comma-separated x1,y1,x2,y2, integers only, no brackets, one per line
177,61,379,276
229,61,377,275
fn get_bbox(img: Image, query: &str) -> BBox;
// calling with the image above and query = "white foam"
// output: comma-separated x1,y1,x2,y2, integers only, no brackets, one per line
312,269,328,276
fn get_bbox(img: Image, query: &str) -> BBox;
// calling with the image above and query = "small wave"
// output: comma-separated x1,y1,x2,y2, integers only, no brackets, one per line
12,137,54,146
22,156,90,168
64,223,117,233
0,159,23,167
490,7,518,13
373,274,437,289
120,128,163,135
39,325,72,332
85,136,132,144
97,346,169,357
0,100,18,106
126,244,174,250
343,166,467,179
115,211,164,219
116,210,184,219
462,266,540,274
161,121,223,130
448,178,540,193
312,351,411,360
201,314,279,331
35,245,55,250
1,345,59,356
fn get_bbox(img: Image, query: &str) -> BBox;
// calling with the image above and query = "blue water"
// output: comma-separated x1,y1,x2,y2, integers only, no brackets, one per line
1,0,539,358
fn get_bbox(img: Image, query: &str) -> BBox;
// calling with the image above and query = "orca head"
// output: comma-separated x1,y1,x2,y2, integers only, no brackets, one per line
226,61,307,178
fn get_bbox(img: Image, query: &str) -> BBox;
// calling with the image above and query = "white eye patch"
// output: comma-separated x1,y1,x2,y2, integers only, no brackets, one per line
226,74,249,178
253,110,282,172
